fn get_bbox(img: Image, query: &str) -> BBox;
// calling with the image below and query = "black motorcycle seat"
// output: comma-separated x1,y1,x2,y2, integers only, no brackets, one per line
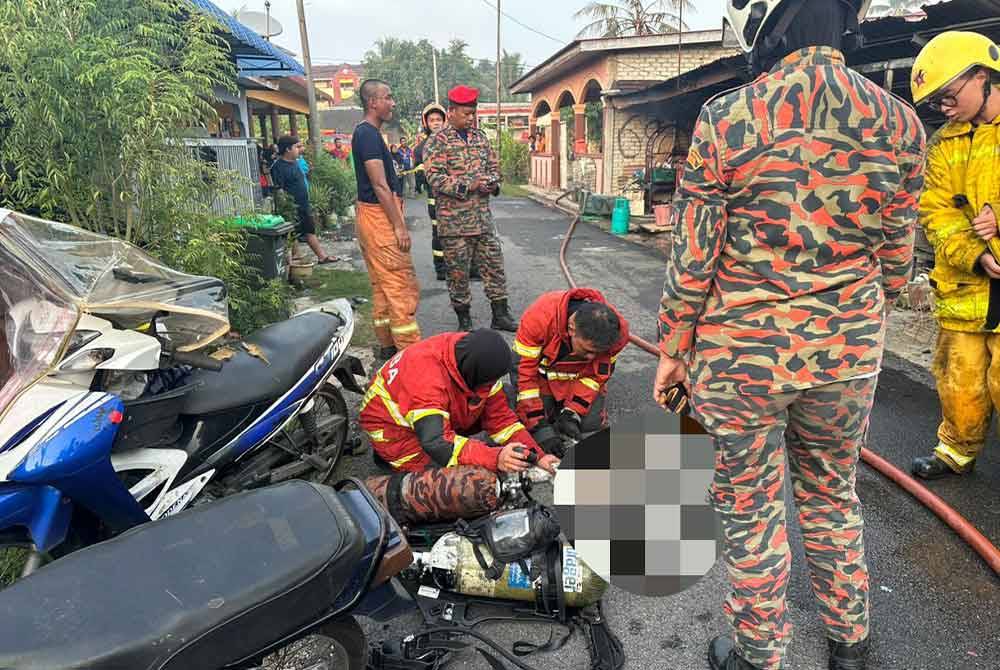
0,481,367,670
181,310,344,416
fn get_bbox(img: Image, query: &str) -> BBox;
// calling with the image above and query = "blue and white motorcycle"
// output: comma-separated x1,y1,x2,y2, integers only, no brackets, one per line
0,209,366,579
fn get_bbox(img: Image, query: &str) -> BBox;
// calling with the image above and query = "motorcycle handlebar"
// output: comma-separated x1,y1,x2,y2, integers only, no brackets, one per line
171,350,223,372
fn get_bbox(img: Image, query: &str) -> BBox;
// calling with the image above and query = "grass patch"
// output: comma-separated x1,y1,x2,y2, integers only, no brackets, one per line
0,547,27,587
501,182,531,199
296,269,375,348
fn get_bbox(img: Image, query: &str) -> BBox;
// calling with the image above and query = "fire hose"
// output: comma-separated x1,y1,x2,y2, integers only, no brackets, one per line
555,199,1000,577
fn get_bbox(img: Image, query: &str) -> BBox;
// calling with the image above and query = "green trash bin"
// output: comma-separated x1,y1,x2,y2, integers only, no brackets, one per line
227,215,297,281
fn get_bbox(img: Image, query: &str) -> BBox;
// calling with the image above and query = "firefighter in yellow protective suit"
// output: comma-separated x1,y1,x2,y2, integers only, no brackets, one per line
910,31,1000,479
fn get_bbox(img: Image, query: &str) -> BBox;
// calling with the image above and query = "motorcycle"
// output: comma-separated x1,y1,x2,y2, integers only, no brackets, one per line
0,478,415,670
0,209,366,578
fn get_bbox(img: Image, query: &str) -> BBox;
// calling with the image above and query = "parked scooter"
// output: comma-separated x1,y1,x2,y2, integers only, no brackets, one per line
0,478,415,670
0,210,366,578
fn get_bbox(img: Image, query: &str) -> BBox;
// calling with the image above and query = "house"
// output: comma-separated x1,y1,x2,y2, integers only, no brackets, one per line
509,31,739,209
314,64,366,108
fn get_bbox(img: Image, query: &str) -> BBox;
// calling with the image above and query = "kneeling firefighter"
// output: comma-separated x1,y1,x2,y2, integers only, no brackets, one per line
908,31,1000,480
360,329,560,475
510,289,630,457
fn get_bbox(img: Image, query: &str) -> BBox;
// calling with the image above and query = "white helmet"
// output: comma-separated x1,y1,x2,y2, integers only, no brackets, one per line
725,0,873,53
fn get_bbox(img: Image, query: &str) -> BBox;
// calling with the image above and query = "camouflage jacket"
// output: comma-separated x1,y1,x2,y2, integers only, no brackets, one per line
424,126,501,237
658,47,927,395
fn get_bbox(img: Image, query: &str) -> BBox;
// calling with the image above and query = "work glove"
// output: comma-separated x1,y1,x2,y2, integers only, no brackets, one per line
555,409,583,441
531,421,565,458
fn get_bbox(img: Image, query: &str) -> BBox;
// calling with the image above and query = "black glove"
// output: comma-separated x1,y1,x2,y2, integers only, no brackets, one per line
531,421,565,458
555,409,582,441
663,383,690,415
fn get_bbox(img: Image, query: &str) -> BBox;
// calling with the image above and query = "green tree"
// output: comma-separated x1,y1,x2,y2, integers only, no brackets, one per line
0,0,237,245
574,0,696,38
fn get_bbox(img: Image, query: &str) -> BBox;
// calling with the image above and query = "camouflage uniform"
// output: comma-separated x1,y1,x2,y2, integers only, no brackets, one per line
424,126,507,308
658,47,926,670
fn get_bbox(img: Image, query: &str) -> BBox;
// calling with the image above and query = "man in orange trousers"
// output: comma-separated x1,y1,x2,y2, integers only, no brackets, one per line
351,78,422,360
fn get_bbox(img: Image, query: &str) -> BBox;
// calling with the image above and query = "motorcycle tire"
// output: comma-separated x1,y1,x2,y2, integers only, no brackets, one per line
253,615,366,670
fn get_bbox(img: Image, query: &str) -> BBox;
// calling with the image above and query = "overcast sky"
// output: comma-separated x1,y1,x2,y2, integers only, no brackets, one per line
227,1,726,70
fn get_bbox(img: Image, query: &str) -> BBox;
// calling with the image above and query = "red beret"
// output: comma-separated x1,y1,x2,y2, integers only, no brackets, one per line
448,85,479,106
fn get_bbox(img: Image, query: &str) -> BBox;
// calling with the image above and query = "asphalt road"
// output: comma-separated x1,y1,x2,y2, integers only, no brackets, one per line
342,196,999,670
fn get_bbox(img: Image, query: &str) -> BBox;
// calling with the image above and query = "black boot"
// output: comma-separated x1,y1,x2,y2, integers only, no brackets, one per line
911,454,963,480
373,345,398,368
828,637,869,670
455,306,473,332
435,264,446,281
490,299,518,332
708,636,762,670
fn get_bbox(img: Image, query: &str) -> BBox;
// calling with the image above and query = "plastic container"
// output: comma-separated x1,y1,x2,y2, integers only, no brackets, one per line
228,216,296,281
653,204,671,228
611,197,630,235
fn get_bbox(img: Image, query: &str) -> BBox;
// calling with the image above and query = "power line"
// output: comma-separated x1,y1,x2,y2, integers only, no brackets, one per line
479,0,568,45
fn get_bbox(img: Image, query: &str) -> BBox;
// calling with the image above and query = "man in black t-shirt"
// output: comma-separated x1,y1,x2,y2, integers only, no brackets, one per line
270,135,335,263
351,79,421,359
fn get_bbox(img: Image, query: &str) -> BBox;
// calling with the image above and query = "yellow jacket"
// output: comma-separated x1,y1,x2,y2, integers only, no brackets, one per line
922,114,1000,331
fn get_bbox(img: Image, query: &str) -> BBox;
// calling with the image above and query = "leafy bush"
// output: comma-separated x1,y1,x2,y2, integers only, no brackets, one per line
153,217,292,335
496,132,529,184
309,152,357,218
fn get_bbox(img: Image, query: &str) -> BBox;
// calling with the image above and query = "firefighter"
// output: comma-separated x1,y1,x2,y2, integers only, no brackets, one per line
510,289,629,457
415,102,483,283
359,329,560,475
352,79,422,362
425,85,518,333
908,32,1000,480
654,2,926,669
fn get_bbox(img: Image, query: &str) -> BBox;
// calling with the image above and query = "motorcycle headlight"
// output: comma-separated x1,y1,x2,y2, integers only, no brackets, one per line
59,347,115,372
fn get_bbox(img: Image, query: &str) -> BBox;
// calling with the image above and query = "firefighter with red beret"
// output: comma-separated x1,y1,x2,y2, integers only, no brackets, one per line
359,329,560,475
510,289,630,456
424,85,518,332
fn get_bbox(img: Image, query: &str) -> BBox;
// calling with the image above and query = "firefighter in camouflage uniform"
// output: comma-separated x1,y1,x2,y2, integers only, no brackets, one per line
907,31,1000,480
424,85,518,333
653,2,926,669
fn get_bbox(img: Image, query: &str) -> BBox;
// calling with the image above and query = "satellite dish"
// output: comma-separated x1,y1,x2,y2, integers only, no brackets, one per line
235,9,284,39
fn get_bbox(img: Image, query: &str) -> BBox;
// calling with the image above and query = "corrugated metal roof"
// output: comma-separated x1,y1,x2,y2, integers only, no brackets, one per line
189,0,304,77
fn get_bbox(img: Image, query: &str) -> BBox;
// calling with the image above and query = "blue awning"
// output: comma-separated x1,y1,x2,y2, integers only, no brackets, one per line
189,0,304,77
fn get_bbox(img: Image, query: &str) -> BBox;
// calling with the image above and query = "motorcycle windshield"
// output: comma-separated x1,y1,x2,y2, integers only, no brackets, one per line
0,210,231,419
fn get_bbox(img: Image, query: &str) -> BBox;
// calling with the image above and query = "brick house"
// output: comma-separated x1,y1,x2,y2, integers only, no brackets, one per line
509,31,738,213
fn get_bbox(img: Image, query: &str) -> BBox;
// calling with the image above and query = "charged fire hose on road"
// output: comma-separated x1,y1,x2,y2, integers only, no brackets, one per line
554,198,1000,577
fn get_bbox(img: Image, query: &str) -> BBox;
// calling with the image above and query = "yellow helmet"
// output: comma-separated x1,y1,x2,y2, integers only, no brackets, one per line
911,31,1000,104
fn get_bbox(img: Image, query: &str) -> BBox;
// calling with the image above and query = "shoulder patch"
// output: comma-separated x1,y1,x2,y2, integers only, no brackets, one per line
686,146,705,171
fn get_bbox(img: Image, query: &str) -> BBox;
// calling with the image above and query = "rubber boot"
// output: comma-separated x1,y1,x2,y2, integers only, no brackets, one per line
490,299,518,332
455,306,473,332
435,263,446,281
708,637,762,670
828,637,869,670
911,454,963,480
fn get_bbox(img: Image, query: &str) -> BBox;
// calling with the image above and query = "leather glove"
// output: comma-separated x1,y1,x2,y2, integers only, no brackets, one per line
663,383,690,415
555,409,582,441
531,421,565,458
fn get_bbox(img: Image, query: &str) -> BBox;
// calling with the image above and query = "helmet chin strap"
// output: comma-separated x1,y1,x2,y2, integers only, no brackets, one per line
974,75,995,124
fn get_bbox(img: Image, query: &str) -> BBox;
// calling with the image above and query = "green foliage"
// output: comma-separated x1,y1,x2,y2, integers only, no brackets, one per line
496,132,529,185
309,152,357,219
153,218,291,335
363,38,529,124
0,0,238,246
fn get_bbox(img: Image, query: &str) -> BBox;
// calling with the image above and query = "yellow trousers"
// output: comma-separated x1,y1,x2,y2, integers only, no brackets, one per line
931,329,1000,472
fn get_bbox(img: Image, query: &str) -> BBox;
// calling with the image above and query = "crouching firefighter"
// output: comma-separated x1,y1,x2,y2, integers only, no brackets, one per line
510,289,629,457
360,329,561,475
908,31,1000,480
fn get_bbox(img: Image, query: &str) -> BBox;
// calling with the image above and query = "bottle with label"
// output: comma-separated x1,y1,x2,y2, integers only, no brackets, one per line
407,532,607,608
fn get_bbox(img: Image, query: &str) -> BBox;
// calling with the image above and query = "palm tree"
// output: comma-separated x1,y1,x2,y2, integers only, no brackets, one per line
574,0,697,39
867,0,925,18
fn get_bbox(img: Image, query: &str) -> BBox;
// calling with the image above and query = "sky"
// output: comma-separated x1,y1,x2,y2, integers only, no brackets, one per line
226,1,727,71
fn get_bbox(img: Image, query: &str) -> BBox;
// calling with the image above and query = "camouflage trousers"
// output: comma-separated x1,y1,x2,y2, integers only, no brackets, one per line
692,376,876,670
441,233,507,309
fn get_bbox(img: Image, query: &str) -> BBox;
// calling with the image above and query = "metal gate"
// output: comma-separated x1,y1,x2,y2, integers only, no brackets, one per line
183,138,263,216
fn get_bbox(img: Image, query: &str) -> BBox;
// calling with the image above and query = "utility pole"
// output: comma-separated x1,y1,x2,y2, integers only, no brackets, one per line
432,48,440,104
296,0,321,157
496,0,502,168
676,1,684,90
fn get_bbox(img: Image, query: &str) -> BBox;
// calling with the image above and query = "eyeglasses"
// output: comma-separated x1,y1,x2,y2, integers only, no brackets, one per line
927,75,976,112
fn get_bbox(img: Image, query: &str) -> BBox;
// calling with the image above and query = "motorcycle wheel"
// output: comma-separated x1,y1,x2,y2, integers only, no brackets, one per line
253,616,366,670
219,382,350,494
